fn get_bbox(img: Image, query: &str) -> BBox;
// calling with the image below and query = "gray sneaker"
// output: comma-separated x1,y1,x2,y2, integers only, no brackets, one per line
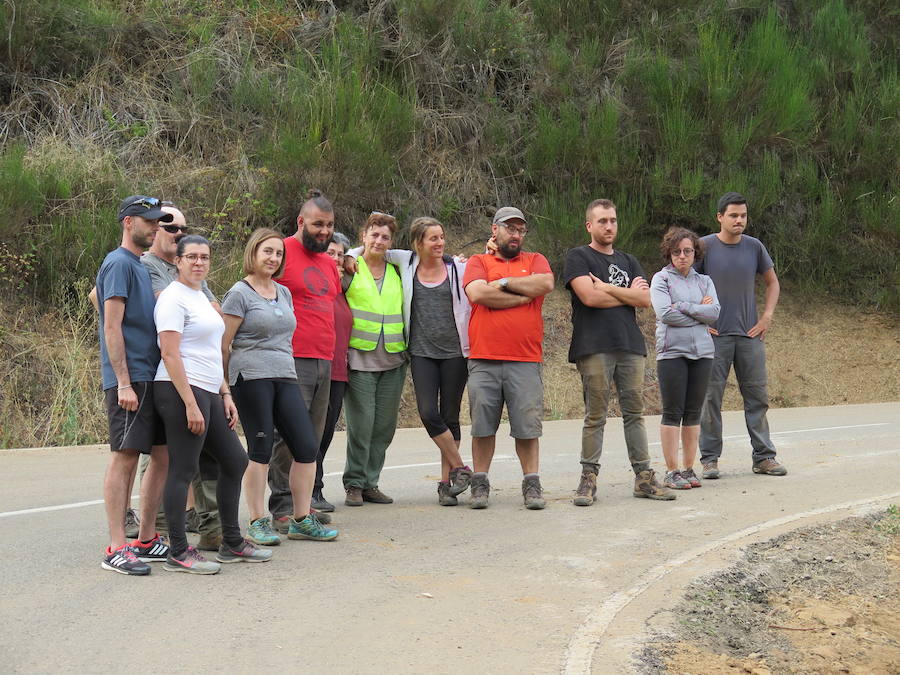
216,538,274,563
573,467,598,506
664,470,692,490
469,473,490,509
124,508,140,539
522,475,546,510
701,461,720,480
437,481,458,506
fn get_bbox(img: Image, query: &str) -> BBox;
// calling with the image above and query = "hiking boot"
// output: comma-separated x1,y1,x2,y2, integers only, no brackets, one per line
247,516,281,546
681,468,701,488
701,461,720,480
185,508,200,533
124,508,140,539
288,514,339,541
216,539,274,563
664,470,692,490
573,467,598,506
163,546,220,575
633,469,676,500
130,533,170,562
448,465,473,496
196,533,222,551
362,487,393,504
345,486,363,507
469,473,490,509
101,544,150,576
522,475,546,510
437,481,458,506
311,490,335,513
753,458,787,476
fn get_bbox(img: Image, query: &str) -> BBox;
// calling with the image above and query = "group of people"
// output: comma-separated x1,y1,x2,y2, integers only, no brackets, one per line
95,189,785,576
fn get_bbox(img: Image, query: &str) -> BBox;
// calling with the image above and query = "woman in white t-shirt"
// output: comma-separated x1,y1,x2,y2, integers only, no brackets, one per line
154,235,272,574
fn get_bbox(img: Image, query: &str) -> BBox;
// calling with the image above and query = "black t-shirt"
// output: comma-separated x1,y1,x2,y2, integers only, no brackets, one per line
563,246,647,362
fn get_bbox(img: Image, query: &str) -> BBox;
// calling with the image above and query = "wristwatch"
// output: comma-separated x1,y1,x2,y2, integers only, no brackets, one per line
499,277,510,291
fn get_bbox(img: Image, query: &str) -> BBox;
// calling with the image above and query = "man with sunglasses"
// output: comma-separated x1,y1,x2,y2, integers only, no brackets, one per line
463,207,554,510
138,203,223,551
95,195,173,575
564,199,673,506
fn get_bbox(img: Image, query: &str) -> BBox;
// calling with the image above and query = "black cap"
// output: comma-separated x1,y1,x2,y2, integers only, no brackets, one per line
117,196,174,222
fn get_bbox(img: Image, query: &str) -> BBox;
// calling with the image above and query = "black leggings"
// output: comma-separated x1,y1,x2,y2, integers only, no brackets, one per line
231,377,317,465
410,355,468,439
657,357,714,427
154,382,248,556
315,379,346,492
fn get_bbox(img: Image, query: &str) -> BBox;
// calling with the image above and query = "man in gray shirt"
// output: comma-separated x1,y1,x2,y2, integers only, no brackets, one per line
695,192,786,478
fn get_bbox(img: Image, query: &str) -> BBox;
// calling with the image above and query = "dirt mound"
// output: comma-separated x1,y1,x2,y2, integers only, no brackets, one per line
642,509,900,674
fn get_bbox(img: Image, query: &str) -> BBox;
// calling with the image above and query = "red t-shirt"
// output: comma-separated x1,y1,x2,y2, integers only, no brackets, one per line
463,251,551,362
281,236,340,360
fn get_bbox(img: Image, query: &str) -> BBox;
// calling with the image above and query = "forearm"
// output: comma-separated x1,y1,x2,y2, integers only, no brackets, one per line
677,302,720,325
505,274,553,298
606,284,650,308
761,279,779,319
468,285,529,308
161,350,198,409
104,325,131,387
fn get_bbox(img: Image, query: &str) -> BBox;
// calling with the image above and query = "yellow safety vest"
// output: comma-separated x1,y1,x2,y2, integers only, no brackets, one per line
346,257,406,352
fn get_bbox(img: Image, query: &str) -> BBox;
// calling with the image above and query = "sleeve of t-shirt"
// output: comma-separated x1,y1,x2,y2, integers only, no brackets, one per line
220,283,248,319
463,255,488,287
154,290,186,334
562,248,588,288
201,280,217,303
756,240,774,275
100,257,133,302
628,254,646,281
530,253,552,275
143,259,171,296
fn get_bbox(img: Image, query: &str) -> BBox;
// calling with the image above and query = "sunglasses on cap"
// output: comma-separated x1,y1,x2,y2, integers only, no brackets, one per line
123,197,162,211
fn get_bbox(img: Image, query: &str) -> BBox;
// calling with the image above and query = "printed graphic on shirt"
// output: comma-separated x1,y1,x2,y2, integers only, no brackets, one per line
304,266,330,296
607,264,630,288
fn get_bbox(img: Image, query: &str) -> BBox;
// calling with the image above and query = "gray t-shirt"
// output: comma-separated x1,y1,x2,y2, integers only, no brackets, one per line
695,234,773,337
221,280,297,385
409,275,462,359
347,275,407,372
141,252,217,303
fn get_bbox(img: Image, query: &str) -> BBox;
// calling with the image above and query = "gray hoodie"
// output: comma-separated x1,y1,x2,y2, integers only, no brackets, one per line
650,265,720,360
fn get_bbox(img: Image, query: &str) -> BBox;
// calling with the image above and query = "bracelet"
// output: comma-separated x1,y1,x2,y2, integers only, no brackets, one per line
117,385,133,391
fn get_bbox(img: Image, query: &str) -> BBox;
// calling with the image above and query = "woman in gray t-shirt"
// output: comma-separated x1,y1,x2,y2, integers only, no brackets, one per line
222,228,338,544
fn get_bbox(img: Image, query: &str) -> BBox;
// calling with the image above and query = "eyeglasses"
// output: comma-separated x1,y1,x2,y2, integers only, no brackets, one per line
182,253,210,263
123,197,161,211
501,224,528,236
672,248,695,257
161,224,188,234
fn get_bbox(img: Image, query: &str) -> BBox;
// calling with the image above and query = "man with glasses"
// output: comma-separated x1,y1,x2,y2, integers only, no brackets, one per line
95,196,173,574
695,192,785,479
266,189,341,534
564,199,673,506
463,207,554,509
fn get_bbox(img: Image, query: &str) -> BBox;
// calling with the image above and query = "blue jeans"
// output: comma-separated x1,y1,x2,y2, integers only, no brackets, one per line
699,335,777,464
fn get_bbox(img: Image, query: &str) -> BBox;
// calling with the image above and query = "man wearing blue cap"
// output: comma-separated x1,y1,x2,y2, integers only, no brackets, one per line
95,196,173,575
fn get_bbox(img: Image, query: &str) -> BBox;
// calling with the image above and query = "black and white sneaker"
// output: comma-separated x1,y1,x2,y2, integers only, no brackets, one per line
130,534,170,562
101,545,151,576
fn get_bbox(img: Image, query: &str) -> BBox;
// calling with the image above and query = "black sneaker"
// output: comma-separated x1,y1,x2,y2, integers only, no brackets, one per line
101,544,150,576
311,491,335,513
130,533,170,562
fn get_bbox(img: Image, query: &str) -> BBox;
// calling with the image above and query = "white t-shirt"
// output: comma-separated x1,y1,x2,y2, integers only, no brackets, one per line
154,280,225,394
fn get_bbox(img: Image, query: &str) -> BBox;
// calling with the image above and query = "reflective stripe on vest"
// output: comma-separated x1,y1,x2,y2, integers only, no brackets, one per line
346,258,407,352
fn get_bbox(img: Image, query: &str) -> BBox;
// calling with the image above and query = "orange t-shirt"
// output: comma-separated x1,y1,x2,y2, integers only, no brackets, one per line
463,251,552,362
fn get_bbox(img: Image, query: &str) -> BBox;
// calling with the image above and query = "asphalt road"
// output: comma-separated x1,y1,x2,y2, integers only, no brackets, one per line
1,402,898,674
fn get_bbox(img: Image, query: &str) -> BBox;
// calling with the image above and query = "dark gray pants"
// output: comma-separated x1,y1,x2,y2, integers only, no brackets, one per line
268,358,331,518
699,335,777,464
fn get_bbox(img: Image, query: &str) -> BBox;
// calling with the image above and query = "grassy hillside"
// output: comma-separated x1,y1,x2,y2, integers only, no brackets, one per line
0,0,897,447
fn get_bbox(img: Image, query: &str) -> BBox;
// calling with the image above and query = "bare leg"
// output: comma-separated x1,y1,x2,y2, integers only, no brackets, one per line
104,450,140,549
472,436,496,473
681,425,700,470
660,425,681,471
290,461,316,519
186,483,196,510
137,445,167,541
126,459,138,511
432,430,464,481
514,438,540,474
244,460,269,522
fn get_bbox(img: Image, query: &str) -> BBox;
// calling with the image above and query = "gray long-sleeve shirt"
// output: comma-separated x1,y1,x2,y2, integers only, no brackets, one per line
650,265,720,360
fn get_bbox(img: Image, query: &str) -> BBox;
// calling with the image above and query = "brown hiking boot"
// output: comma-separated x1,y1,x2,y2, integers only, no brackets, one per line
633,469,676,501
362,487,393,504
345,486,363,506
469,473,490,509
701,460,720,479
437,481,458,506
573,467,598,506
522,475,546,510
752,458,787,476
197,533,222,551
